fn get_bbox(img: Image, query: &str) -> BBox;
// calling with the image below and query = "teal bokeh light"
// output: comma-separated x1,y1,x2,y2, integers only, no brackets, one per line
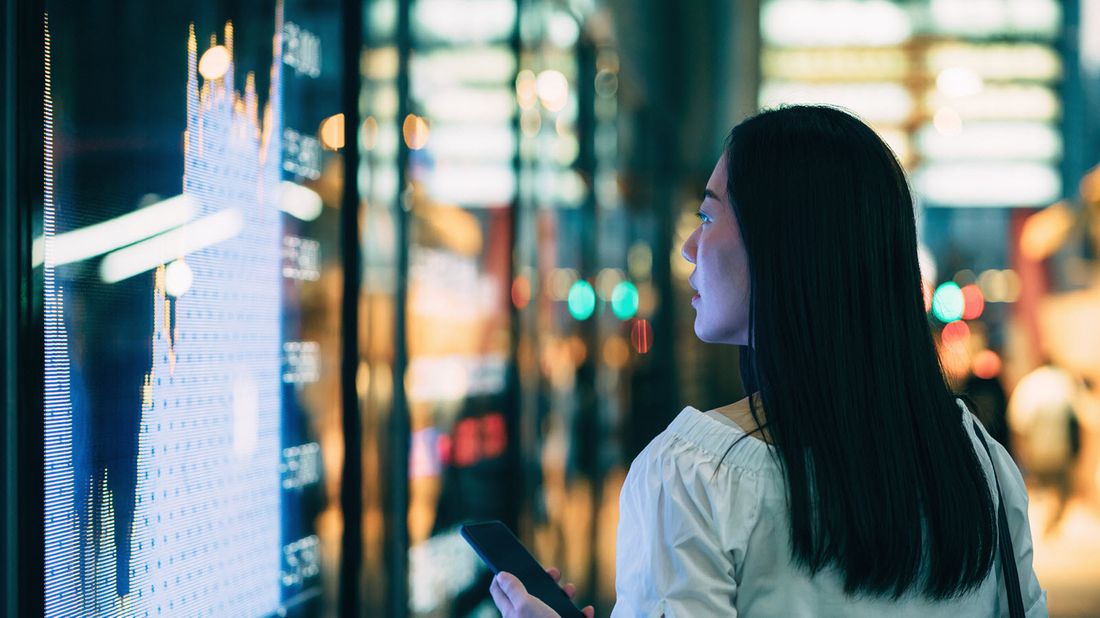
610,281,639,320
932,282,965,323
567,280,596,320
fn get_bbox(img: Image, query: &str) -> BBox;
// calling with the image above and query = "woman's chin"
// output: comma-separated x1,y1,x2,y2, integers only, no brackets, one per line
693,321,720,344
694,320,747,346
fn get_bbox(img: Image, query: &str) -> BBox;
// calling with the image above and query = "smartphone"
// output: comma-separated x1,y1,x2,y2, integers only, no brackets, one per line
460,520,587,618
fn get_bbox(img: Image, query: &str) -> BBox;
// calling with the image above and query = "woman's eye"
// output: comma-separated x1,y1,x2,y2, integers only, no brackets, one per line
696,211,711,223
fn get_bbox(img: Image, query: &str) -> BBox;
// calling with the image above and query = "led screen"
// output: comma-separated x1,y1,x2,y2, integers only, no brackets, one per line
40,2,342,615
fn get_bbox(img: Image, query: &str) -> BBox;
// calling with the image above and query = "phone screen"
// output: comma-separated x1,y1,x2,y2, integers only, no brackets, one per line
460,521,587,618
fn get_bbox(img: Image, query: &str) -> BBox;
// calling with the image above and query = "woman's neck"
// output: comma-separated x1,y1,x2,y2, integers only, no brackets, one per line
710,393,770,443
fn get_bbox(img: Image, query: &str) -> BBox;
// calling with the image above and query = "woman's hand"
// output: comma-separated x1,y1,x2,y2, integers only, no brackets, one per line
489,567,595,618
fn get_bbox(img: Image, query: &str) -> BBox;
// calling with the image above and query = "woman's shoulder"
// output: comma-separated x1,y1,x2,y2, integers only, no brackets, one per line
635,405,779,476
619,407,774,561
957,398,1027,496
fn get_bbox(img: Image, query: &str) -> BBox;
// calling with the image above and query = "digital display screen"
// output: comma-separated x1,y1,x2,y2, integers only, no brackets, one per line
40,2,342,615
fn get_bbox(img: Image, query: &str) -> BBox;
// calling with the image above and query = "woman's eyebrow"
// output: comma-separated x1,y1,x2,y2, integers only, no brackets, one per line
703,188,720,202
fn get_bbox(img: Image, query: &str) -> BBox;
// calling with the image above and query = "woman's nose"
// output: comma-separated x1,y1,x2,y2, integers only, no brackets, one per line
681,227,698,264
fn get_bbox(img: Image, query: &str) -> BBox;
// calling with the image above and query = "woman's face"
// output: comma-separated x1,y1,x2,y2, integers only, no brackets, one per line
681,154,751,346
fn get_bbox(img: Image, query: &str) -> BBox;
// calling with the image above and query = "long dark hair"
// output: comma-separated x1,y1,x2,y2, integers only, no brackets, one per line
726,106,996,599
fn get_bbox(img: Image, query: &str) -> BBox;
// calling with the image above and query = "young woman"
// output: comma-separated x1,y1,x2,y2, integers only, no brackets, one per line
490,106,1047,617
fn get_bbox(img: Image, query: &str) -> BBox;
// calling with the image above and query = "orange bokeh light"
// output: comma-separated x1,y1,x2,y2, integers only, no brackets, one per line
402,114,430,150
972,349,1003,379
511,275,531,310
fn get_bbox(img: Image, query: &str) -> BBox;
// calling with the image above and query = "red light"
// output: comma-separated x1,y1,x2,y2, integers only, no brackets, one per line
452,418,479,467
437,434,452,466
481,413,506,459
631,319,653,354
448,413,509,469
961,284,984,320
941,320,970,346
972,350,1002,379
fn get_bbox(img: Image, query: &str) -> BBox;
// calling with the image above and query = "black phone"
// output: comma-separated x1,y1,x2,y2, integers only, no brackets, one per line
460,520,587,618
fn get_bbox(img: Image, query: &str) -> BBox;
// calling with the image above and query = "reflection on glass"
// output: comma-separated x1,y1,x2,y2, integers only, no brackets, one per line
395,0,525,614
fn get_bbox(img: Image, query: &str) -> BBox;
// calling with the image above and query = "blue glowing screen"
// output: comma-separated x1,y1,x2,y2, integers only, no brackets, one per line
41,2,338,615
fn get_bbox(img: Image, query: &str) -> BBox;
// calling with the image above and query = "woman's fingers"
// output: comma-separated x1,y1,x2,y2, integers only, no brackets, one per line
492,571,589,618
545,563,580,598
495,572,529,605
489,574,515,614
545,567,580,599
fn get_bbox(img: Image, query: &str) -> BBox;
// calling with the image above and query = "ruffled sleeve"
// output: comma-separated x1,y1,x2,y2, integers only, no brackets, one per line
611,411,763,617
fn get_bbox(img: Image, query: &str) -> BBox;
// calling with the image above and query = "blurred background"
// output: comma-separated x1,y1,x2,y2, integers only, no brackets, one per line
4,0,1100,616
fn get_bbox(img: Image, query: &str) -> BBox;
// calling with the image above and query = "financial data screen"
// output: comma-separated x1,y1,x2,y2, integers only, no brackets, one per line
40,2,342,615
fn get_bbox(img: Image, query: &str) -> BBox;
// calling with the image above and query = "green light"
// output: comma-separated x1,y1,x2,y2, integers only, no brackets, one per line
932,282,965,323
567,280,596,320
611,281,639,320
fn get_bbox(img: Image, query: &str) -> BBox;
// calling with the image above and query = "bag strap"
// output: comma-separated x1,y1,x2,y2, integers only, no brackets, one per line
967,415,1026,618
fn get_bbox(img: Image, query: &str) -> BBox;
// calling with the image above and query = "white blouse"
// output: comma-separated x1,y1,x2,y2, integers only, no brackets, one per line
611,401,1048,617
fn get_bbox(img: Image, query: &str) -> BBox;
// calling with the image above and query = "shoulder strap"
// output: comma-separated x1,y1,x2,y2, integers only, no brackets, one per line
968,416,1027,618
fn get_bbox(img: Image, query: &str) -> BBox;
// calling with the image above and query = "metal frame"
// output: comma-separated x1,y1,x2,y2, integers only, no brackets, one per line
382,0,412,615
0,0,16,610
3,0,46,615
339,0,365,615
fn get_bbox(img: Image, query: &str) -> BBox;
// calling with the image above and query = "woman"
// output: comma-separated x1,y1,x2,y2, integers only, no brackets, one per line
490,106,1047,616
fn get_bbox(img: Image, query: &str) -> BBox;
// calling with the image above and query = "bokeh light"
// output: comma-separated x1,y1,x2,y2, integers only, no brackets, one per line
520,108,541,137
972,349,1003,379
547,11,580,48
548,268,577,301
961,284,984,320
602,336,630,370
198,45,231,80
595,268,624,300
611,281,639,320
1020,201,1074,261
595,69,618,98
165,259,194,298
402,114,430,150
319,113,345,150
933,106,963,135
630,319,653,354
361,116,379,150
515,69,538,109
511,275,531,310
978,269,1022,303
536,69,569,112
567,280,596,320
953,269,977,286
941,320,970,346
628,242,653,280
932,281,965,322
